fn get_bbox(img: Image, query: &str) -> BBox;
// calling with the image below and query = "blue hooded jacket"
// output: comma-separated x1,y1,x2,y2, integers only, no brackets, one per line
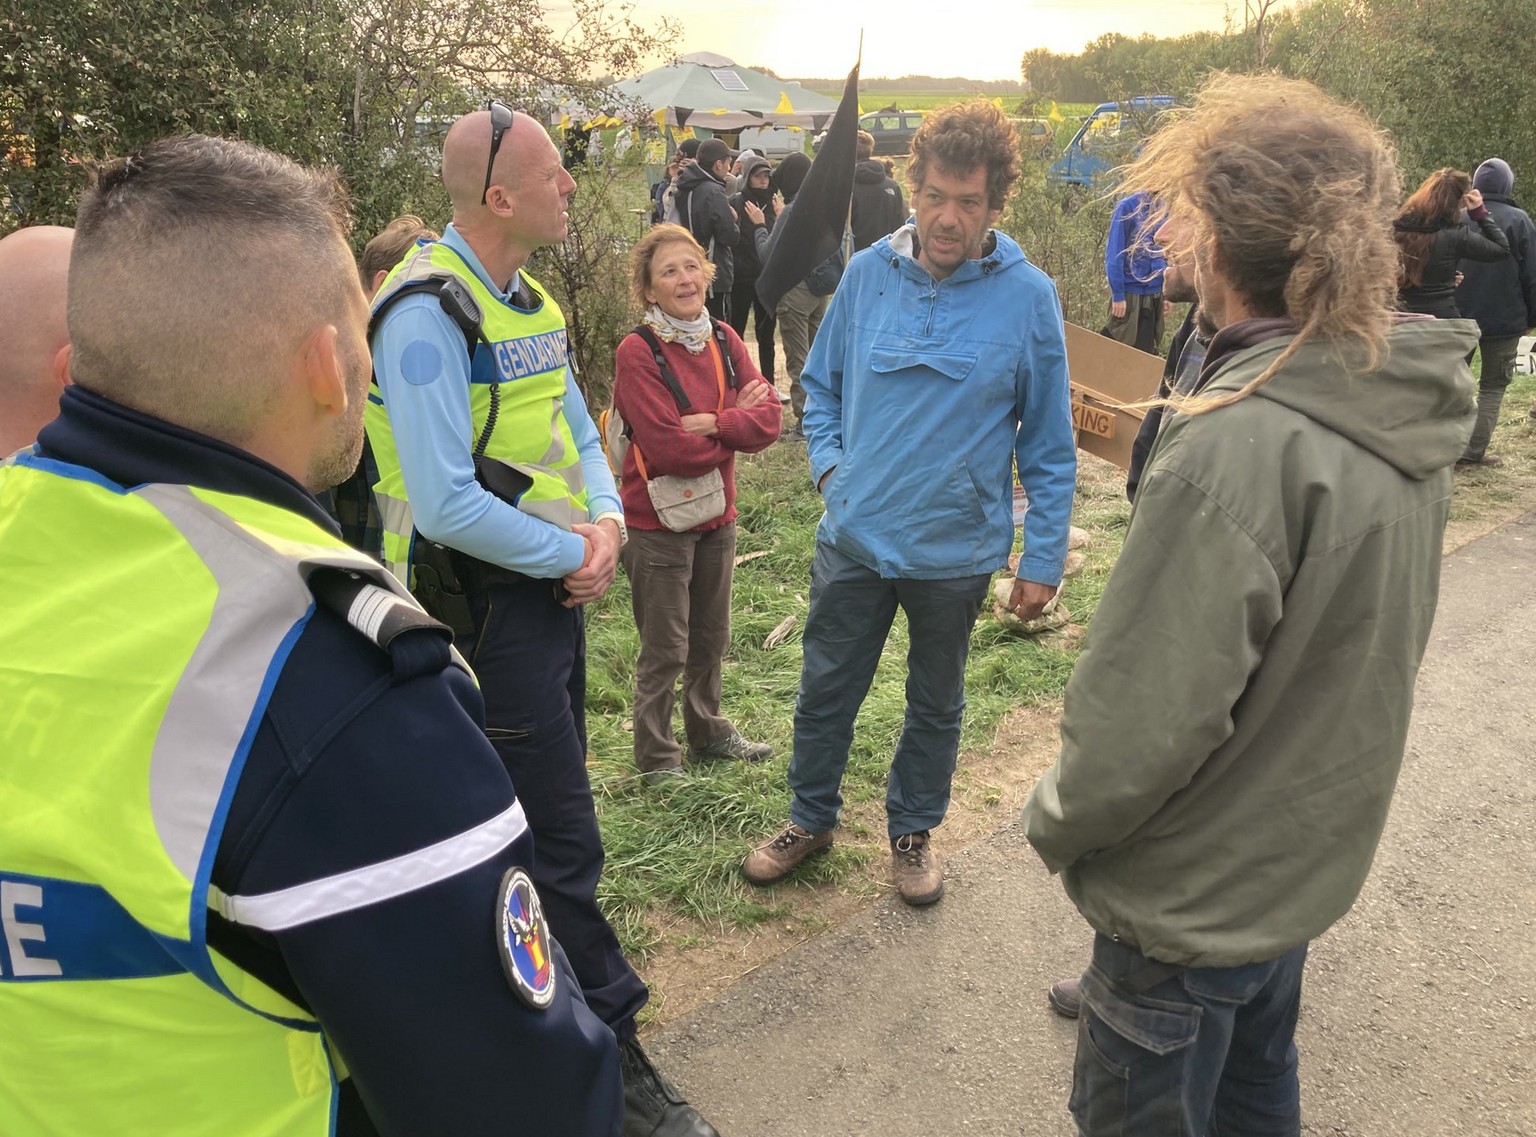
802,224,1076,584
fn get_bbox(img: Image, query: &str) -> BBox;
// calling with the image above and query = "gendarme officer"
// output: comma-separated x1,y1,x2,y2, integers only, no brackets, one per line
0,135,620,1135
365,105,718,1137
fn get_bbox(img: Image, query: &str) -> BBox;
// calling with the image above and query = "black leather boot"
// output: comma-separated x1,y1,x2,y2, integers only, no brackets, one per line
620,1037,720,1137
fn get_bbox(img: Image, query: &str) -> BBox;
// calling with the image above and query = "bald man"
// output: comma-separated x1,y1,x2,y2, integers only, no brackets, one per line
0,225,72,455
2,135,619,1135
365,104,718,1137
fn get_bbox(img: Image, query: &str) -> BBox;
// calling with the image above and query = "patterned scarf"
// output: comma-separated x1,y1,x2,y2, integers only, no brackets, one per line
642,304,712,354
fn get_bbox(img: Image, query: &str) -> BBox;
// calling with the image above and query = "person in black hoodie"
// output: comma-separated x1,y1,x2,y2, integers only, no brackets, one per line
672,137,740,321
1455,158,1536,465
850,129,906,252
1393,166,1509,320
729,154,779,383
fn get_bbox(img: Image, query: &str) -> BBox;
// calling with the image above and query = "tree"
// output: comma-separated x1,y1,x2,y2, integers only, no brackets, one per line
1,1,351,227
1,0,675,241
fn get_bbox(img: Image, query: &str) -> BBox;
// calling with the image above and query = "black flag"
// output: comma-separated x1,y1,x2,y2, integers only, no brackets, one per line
756,63,860,315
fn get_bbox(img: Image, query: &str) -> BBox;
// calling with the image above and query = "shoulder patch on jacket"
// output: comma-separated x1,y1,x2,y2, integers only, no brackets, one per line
308,568,452,676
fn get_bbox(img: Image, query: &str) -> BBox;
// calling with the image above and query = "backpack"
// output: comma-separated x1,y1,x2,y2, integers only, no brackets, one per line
600,322,738,478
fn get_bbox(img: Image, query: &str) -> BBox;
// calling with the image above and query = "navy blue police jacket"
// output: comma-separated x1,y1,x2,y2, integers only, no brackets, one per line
34,387,621,1137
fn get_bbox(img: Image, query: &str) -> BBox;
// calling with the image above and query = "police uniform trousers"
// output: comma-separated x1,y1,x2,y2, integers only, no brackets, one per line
462,576,649,1036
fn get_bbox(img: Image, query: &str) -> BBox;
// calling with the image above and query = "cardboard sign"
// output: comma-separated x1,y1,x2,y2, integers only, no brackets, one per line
1063,321,1166,470
1071,399,1116,439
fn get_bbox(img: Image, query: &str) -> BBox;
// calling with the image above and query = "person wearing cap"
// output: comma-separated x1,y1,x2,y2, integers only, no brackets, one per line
1455,157,1536,462
671,137,740,321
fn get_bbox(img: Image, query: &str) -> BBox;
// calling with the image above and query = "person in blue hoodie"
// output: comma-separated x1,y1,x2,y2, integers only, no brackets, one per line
742,101,1076,906
1105,190,1168,354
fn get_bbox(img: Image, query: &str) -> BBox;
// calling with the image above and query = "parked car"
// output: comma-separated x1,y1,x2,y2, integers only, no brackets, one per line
815,109,925,156
1046,96,1178,195
1011,117,1054,155
736,124,809,158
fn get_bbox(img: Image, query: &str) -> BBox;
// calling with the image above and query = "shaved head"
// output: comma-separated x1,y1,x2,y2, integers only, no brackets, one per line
0,226,73,454
440,109,576,275
69,135,362,453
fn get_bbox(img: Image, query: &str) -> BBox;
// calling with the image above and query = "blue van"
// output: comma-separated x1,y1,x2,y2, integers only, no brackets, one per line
1047,96,1179,193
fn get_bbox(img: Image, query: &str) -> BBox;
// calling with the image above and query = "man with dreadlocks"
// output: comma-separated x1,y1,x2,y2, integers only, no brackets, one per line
1022,74,1476,1135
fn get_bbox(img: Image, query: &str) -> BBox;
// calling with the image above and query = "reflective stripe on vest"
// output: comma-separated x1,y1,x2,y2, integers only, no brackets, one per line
0,453,443,1136
365,243,590,584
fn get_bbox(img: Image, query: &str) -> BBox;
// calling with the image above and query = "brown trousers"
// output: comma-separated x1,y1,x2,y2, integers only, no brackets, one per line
777,281,829,425
620,523,737,772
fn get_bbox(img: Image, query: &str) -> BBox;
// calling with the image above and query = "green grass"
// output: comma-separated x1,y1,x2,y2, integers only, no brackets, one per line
1446,369,1536,525
584,441,1129,959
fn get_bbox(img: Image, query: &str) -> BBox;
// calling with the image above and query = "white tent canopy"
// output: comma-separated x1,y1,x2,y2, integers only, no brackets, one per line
610,52,840,132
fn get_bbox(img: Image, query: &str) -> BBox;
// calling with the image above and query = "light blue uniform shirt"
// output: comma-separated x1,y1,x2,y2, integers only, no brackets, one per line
371,225,621,579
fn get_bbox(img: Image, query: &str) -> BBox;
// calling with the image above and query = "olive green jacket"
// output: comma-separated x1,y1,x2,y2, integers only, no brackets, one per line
1023,318,1479,966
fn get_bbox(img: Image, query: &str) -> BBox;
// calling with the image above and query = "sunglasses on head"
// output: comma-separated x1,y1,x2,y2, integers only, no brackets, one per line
481,100,514,205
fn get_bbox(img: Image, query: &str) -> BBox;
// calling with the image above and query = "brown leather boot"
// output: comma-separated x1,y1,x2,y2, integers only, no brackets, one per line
890,830,944,905
742,823,832,885
1048,975,1083,1018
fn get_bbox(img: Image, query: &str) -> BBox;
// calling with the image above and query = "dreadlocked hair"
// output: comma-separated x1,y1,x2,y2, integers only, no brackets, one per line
1118,73,1401,416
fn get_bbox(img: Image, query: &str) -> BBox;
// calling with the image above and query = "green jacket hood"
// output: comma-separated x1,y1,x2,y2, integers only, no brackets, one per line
1205,317,1478,480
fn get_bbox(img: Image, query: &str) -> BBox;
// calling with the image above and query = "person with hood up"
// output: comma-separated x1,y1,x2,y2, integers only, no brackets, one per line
1454,157,1536,466
1022,75,1477,1135
742,102,1075,905
850,129,906,252
671,137,740,322
729,153,779,386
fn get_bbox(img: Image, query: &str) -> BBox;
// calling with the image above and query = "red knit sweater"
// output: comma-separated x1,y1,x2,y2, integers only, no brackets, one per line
612,322,782,532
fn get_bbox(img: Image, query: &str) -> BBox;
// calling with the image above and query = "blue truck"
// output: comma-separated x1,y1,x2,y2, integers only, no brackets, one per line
1047,96,1179,197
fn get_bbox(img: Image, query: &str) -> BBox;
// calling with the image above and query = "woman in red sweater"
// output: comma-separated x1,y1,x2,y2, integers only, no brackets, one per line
615,224,782,782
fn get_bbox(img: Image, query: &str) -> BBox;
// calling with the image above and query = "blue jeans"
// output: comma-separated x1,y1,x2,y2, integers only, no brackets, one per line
1071,933,1307,1137
788,541,990,838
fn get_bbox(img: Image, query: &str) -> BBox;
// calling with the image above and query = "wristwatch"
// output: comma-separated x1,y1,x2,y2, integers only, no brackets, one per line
594,510,628,548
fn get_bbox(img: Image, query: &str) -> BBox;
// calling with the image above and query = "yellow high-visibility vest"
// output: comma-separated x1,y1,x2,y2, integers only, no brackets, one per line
365,243,589,584
0,453,422,1136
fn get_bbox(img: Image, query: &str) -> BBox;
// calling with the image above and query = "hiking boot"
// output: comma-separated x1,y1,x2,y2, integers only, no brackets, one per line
641,764,685,787
1455,453,1503,469
890,830,944,906
741,823,833,885
619,1037,719,1137
1048,975,1083,1019
688,730,773,764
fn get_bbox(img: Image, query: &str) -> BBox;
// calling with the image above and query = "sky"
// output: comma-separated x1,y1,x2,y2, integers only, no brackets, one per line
591,1,1269,82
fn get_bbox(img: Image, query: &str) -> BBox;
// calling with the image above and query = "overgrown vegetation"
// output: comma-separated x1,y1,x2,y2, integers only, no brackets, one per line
1019,0,1536,187
1,0,674,243
533,151,652,404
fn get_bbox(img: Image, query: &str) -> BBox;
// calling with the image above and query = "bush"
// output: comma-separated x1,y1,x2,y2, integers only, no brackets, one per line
535,152,654,409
